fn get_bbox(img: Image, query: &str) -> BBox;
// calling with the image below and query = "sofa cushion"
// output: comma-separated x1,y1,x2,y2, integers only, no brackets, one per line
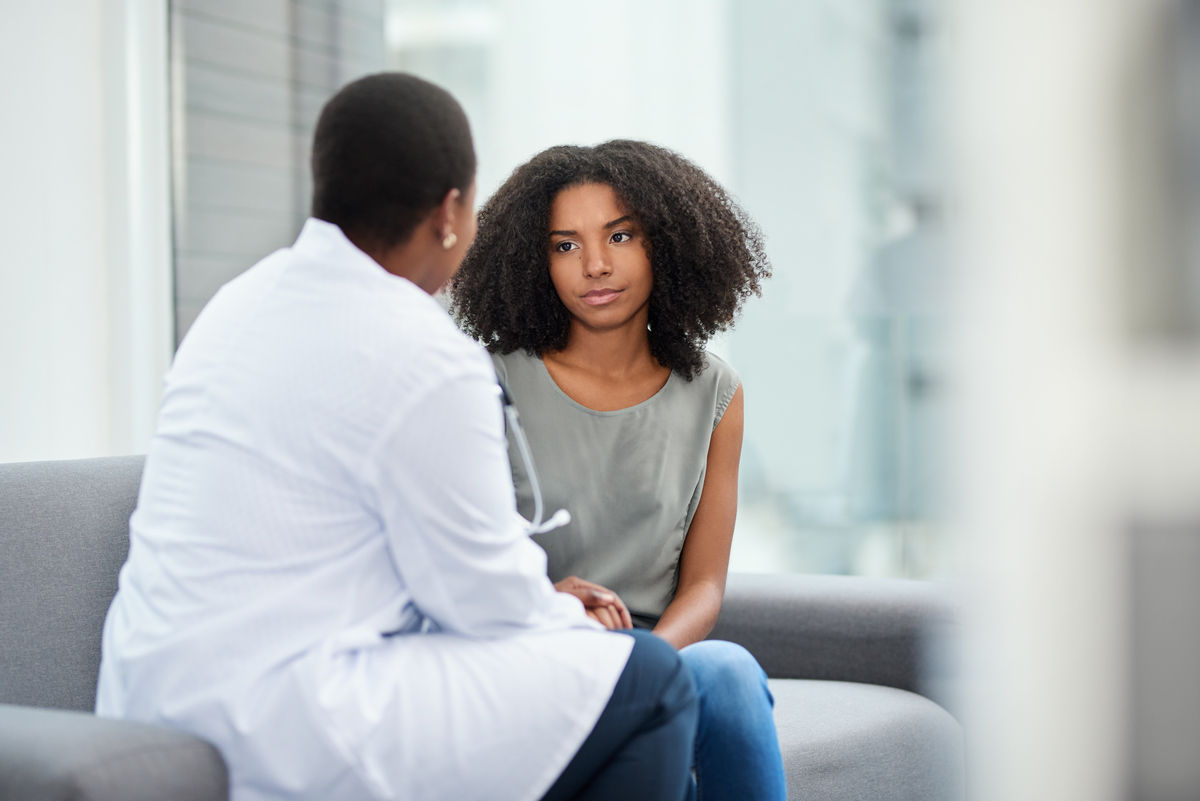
0,704,227,801
713,572,957,699
0,456,143,711
771,678,964,801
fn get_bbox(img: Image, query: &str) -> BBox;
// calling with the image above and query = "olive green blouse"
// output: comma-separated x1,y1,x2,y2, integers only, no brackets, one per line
493,350,740,623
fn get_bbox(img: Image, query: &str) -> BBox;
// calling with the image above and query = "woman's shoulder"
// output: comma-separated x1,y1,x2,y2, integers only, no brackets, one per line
699,351,739,383
491,347,540,368
691,351,741,428
490,348,543,389
691,351,740,395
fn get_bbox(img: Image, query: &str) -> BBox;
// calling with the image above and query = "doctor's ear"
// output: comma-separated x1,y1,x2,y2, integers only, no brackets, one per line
435,189,462,249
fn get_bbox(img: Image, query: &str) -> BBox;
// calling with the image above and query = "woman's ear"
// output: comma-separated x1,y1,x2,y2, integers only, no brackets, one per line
436,188,462,250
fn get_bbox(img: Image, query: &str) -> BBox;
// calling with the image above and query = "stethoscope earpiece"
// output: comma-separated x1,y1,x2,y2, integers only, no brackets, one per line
528,508,572,535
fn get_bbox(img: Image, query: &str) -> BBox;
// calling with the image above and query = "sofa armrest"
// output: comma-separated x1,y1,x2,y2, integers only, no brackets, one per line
0,704,228,801
710,572,957,701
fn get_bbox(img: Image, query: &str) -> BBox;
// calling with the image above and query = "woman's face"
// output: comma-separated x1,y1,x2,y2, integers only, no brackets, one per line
547,182,653,335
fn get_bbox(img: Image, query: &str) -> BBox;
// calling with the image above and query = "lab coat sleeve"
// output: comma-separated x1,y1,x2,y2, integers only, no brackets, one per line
368,358,590,637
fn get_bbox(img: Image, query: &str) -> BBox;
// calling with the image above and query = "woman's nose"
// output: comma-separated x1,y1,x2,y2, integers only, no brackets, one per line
583,249,611,278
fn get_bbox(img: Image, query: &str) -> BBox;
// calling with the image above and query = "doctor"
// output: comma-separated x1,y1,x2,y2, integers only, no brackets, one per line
96,73,697,801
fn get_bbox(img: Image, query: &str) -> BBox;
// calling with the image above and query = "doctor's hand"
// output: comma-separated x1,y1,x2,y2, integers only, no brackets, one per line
554,576,632,630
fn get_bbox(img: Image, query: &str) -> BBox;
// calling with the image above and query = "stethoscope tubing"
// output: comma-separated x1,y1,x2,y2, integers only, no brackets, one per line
497,376,571,535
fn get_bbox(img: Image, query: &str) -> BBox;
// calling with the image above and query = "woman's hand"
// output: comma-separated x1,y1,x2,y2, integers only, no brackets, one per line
554,576,632,630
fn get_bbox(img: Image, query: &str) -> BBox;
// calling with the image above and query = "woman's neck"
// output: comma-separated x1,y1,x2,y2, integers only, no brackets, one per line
548,322,657,380
542,324,670,412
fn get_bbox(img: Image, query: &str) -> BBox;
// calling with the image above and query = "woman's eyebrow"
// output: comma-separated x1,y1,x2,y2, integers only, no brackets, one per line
549,216,633,238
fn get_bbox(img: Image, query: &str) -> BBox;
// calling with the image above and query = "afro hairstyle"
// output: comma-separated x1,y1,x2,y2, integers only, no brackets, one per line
449,139,769,380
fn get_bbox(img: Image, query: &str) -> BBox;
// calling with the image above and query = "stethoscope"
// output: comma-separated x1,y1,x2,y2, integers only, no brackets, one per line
497,376,573,535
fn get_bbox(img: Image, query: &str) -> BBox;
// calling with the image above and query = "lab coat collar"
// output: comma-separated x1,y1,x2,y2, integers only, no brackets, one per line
294,217,408,286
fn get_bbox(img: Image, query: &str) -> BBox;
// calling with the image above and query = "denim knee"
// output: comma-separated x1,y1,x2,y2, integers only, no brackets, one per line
679,640,773,710
679,641,786,801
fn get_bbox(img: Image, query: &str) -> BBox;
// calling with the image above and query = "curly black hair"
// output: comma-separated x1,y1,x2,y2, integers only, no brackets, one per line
448,140,770,380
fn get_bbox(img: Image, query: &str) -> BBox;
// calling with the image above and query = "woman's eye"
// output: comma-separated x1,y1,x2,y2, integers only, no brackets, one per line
553,241,577,253
611,231,632,244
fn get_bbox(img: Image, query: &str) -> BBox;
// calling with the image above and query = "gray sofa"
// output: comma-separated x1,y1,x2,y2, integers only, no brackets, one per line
0,456,963,800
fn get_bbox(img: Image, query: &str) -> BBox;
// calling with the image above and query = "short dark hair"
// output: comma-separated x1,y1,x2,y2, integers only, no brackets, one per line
311,72,476,253
449,140,770,379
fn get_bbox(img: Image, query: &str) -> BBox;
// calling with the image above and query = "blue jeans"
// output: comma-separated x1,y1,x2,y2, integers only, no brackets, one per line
680,640,787,801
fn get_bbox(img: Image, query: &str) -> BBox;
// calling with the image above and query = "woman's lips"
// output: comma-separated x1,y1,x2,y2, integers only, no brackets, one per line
582,288,622,306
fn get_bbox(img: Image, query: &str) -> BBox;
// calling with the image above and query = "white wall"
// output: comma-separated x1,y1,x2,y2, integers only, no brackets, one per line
0,1,172,462
386,0,732,204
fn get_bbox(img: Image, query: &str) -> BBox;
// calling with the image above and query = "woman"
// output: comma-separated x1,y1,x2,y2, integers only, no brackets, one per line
97,77,698,801
451,140,785,800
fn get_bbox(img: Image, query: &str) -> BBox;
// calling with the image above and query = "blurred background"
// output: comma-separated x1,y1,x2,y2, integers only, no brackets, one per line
3,2,1200,798
381,0,949,580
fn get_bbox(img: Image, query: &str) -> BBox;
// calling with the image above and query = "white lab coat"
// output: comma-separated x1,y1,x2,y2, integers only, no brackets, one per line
96,218,631,801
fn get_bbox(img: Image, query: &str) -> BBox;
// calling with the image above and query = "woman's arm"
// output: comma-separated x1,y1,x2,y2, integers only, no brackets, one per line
653,384,745,649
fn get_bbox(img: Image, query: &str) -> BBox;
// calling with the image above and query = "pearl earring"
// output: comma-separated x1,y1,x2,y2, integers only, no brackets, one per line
442,232,458,250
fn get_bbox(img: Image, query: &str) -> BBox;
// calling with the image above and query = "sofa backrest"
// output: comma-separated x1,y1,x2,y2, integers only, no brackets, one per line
0,456,144,712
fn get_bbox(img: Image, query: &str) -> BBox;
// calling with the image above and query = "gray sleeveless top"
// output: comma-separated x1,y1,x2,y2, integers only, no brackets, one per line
493,350,740,622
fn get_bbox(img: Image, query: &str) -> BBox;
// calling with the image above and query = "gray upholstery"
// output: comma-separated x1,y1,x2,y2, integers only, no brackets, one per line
0,455,963,801
0,457,227,801
712,572,957,695
712,573,964,801
0,704,228,801
769,680,964,801
0,455,141,711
